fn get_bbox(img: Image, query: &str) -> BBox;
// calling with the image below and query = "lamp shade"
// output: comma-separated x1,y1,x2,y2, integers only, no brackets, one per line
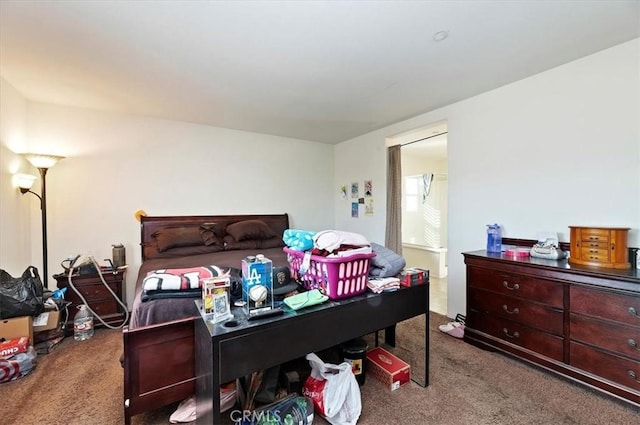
22,153,65,169
14,173,37,190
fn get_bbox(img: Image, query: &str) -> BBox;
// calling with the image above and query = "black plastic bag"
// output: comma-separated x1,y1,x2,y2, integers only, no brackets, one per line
0,266,45,319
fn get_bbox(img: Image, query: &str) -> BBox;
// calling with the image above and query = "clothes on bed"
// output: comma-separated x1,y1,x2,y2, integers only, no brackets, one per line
141,289,201,302
283,229,316,251
130,248,290,329
368,242,406,278
142,265,227,291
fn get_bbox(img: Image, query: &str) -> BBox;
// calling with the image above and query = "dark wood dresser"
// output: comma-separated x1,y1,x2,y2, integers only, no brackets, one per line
463,250,640,407
54,270,126,335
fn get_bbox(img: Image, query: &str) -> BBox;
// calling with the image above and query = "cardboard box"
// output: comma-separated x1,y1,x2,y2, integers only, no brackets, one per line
399,268,429,287
33,310,62,332
366,347,411,391
0,316,33,345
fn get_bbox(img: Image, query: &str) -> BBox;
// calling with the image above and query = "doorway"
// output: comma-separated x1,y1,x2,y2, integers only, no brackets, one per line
394,121,448,315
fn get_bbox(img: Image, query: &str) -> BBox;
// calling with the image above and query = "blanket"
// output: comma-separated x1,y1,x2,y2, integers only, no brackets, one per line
142,265,227,291
368,242,406,278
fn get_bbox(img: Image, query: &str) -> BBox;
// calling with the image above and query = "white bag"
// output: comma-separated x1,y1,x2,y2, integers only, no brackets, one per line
303,352,362,425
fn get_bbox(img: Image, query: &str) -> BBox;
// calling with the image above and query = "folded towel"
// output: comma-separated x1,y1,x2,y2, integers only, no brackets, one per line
283,289,329,310
313,230,369,252
367,277,401,293
283,229,316,251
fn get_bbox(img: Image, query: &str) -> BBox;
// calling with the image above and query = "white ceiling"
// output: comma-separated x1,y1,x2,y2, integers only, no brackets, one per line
1,1,638,144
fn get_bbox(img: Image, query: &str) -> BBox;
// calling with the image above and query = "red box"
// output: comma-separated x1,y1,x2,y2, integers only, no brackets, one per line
366,347,411,391
0,336,30,359
399,268,428,287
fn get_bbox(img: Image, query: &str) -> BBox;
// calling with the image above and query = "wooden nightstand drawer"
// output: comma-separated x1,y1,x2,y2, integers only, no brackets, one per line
468,267,563,308
570,313,640,361
70,282,120,302
570,286,640,327
469,289,564,335
55,270,126,335
570,341,640,393
469,311,564,361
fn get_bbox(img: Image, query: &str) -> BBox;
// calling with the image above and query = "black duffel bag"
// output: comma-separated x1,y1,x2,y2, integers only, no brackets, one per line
0,266,45,319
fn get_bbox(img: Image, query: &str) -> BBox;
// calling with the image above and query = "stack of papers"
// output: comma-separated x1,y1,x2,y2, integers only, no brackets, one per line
367,277,400,293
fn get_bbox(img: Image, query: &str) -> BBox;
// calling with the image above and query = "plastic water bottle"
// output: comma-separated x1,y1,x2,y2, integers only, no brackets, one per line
486,224,502,253
74,304,94,341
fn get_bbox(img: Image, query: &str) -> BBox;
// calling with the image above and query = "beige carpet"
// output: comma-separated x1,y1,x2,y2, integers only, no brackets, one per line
2,312,638,425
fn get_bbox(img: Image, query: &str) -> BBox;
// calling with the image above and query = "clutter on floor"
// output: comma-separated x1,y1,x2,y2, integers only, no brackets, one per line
438,313,466,339
0,266,72,384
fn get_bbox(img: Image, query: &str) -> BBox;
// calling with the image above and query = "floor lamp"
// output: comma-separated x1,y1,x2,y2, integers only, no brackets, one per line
17,153,65,289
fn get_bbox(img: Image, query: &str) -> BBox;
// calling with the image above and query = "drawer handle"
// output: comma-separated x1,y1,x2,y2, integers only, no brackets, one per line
503,328,520,339
502,305,519,315
502,281,519,291
629,339,639,350
630,307,639,318
628,370,640,383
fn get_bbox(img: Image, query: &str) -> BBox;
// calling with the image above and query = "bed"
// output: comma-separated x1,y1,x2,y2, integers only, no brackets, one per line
122,213,291,425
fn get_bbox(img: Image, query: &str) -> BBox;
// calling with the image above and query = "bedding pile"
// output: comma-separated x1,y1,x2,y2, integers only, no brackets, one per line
141,265,229,302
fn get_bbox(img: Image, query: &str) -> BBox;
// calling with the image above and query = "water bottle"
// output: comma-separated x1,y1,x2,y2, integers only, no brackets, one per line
74,304,94,341
486,224,502,253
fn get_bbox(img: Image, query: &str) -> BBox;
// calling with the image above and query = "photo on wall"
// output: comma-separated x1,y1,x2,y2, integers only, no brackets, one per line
364,180,372,197
351,182,359,198
351,202,359,218
365,199,374,215
340,185,347,199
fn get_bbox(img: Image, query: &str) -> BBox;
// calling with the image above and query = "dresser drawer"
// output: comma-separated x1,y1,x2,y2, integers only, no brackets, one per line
468,311,563,361
570,341,640,393
570,314,640,361
579,228,611,242
579,247,610,262
469,289,564,335
570,286,640,327
468,267,563,308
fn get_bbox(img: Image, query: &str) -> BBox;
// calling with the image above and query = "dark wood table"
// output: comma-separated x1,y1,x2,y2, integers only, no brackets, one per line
195,284,430,424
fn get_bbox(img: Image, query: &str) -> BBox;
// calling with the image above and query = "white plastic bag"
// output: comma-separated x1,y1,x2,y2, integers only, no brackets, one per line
302,352,362,425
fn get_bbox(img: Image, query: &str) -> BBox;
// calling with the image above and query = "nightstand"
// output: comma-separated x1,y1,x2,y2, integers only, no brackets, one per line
54,269,127,335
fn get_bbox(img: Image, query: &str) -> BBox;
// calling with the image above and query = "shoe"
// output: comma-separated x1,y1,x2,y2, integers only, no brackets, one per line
438,321,465,339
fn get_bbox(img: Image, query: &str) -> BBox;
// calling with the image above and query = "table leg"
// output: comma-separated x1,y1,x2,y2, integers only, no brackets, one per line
384,324,396,346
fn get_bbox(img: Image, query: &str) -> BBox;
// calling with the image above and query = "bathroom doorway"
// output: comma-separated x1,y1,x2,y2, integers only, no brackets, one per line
395,121,448,315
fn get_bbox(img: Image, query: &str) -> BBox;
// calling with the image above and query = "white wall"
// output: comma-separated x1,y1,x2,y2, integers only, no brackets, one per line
335,39,640,318
0,79,32,276
1,101,335,306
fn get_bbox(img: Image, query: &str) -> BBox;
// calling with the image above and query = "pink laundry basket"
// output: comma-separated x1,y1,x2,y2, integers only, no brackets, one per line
284,247,376,300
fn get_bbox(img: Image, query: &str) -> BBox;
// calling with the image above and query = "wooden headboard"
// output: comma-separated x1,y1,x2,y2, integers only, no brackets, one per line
140,213,290,261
